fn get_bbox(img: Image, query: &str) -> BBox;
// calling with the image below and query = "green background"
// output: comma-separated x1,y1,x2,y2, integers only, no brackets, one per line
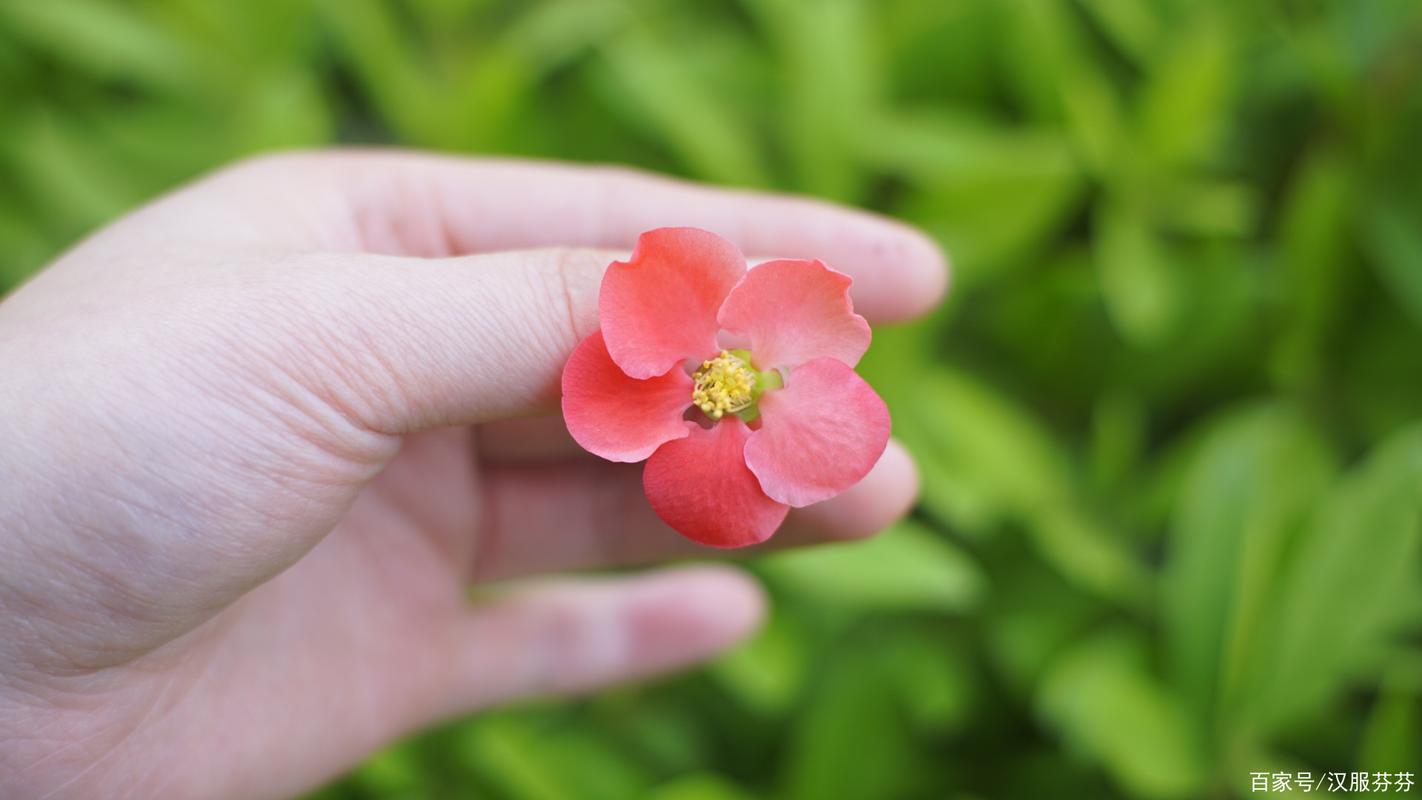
3,1,1422,798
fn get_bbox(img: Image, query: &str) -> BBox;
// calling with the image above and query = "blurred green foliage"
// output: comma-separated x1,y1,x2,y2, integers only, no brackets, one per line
3,0,1422,797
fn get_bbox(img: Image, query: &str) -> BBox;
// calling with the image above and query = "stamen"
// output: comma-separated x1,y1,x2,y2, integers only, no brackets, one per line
691,351,757,420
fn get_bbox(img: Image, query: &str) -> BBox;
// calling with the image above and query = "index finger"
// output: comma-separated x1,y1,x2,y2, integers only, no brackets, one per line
176,150,950,323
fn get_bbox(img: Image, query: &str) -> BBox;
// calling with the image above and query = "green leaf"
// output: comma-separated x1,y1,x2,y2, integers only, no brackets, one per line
317,0,453,147
1271,147,1355,388
1094,198,1181,346
779,652,911,800
751,0,879,200
450,1,632,152
595,31,770,187
4,109,146,235
985,558,1102,695
758,519,987,615
865,110,1084,281
648,773,756,800
1038,631,1206,799
1156,179,1259,238
1341,305,1422,443
0,203,50,289
350,744,426,797
863,351,1069,534
500,0,630,70
709,608,808,717
1031,507,1150,607
462,716,653,800
1162,404,1335,731
1356,675,1420,778
231,71,332,152
1136,12,1234,170
1361,194,1422,332
1012,0,1128,177
1087,390,1147,493
880,628,977,734
1252,424,1422,731
1076,0,1162,65
0,0,199,94
862,350,1147,603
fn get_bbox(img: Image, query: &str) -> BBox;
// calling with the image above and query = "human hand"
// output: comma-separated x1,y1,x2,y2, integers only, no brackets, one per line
0,152,946,799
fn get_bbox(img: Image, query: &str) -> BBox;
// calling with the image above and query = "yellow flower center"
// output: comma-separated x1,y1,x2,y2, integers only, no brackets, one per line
692,351,757,420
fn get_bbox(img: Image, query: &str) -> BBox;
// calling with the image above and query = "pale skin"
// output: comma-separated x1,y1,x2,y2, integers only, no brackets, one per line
0,152,948,800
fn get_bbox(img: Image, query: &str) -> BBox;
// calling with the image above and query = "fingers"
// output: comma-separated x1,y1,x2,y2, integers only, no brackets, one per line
228,235,935,432
445,566,763,708
165,151,948,323
477,414,589,463
472,439,919,581
81,151,947,434
772,439,921,548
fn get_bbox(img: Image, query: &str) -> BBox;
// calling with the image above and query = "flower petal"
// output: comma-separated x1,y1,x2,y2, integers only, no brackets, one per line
716,259,871,369
561,331,692,462
600,227,746,379
744,358,890,507
643,418,789,548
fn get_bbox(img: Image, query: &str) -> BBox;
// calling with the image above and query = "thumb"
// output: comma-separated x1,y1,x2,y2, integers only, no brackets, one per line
261,247,620,435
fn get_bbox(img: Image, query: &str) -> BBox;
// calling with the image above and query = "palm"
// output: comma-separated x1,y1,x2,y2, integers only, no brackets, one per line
168,420,716,798
56,428,474,798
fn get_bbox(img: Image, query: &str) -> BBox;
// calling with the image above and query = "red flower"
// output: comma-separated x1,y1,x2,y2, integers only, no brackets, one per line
561,228,891,548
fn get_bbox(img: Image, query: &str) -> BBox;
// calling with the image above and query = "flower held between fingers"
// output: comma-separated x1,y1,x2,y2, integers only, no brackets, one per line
561,227,891,548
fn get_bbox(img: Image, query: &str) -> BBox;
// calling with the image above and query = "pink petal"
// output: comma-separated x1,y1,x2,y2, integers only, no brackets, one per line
561,331,692,462
744,358,890,507
600,227,746,379
643,418,789,548
716,259,871,370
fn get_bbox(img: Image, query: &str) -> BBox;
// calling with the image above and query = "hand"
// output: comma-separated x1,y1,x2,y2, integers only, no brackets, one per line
0,151,946,800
